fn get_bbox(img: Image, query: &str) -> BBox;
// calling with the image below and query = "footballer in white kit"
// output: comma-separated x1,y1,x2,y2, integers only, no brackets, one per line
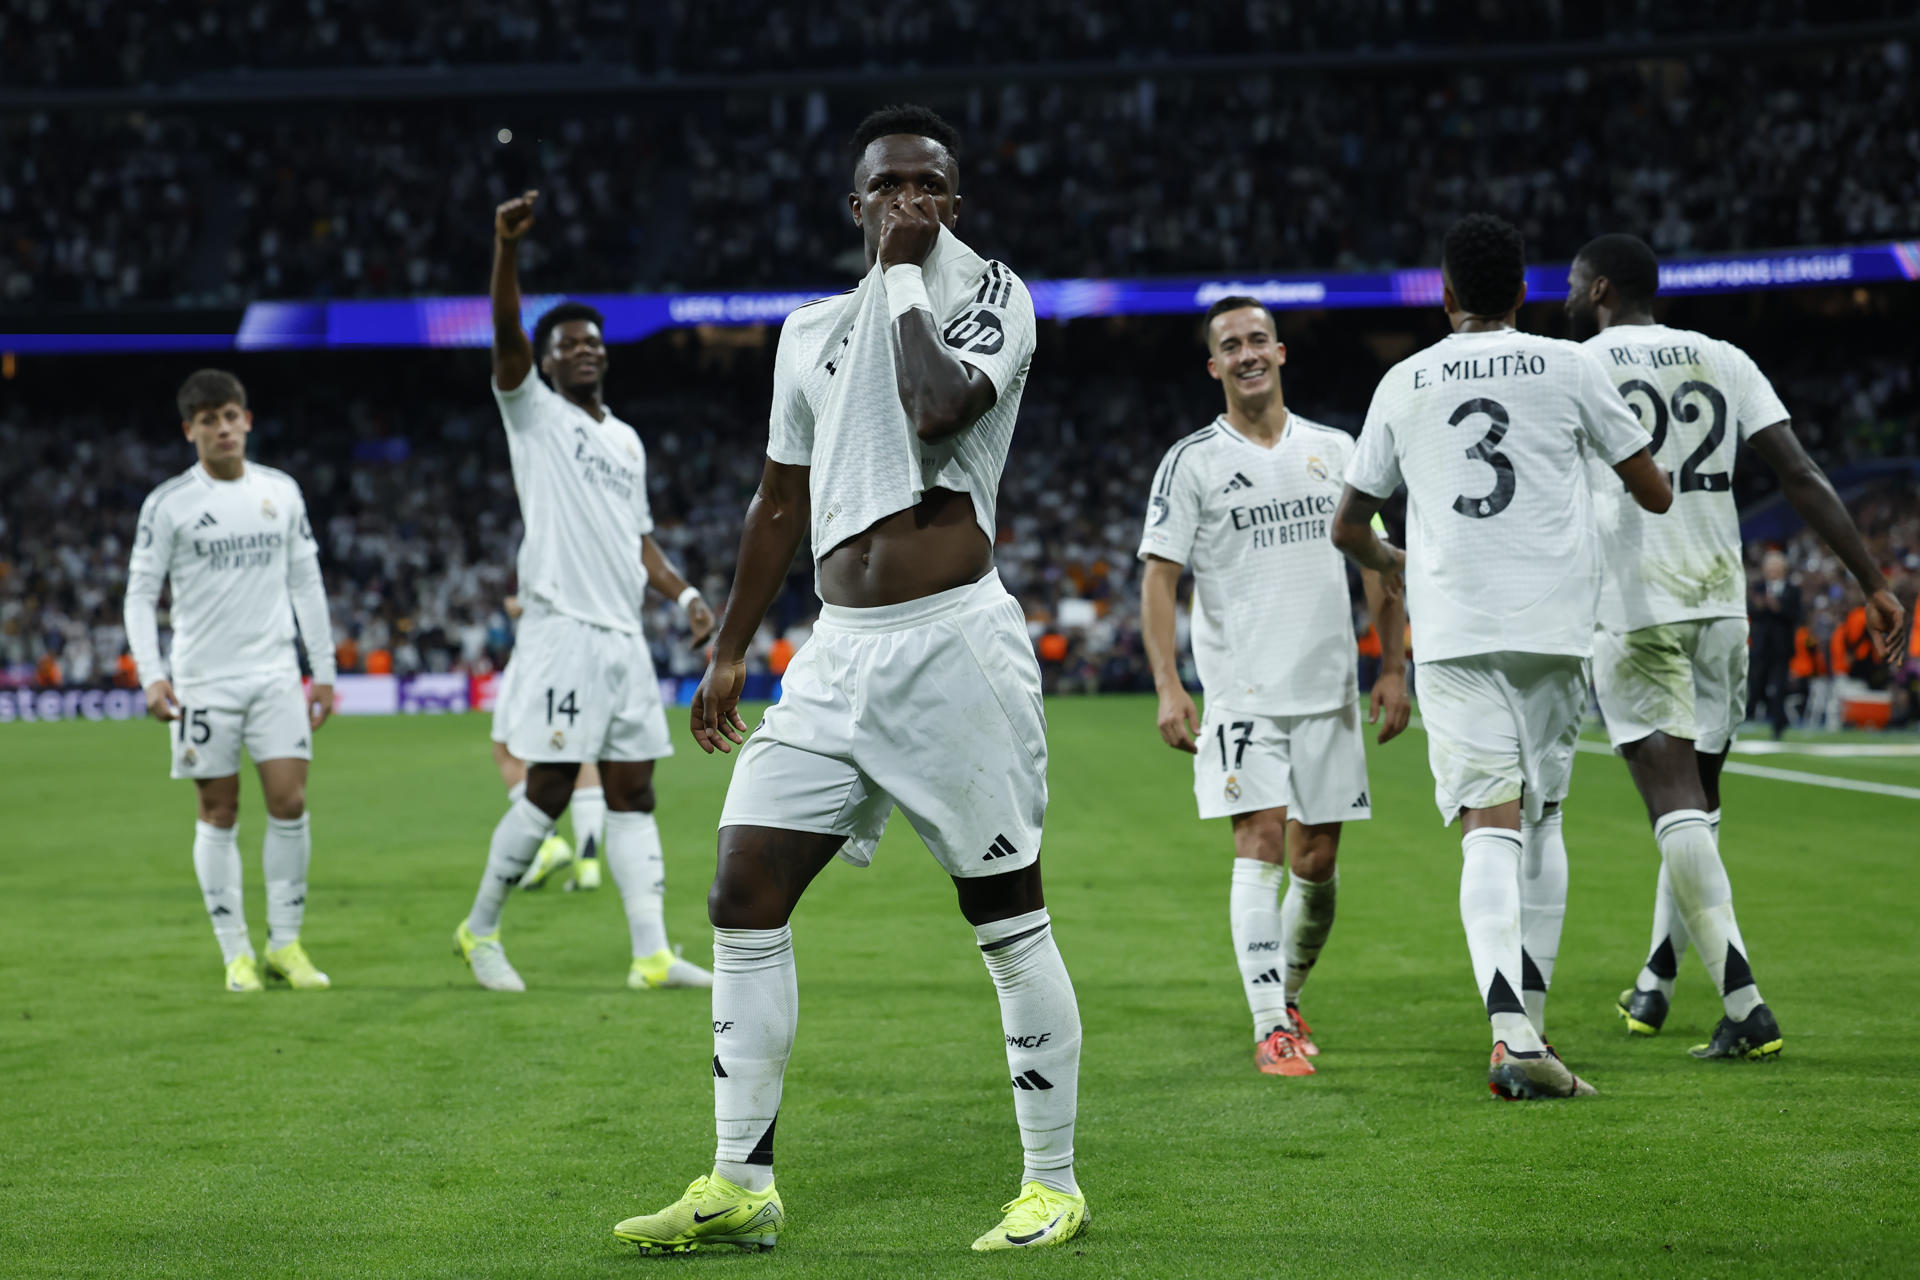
123,369,337,995
1139,296,1409,1079
1332,215,1671,1101
1566,233,1906,1061
454,190,715,995
617,106,1086,1257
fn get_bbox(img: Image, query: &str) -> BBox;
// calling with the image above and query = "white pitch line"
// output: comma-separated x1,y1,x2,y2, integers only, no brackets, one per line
1730,741,1920,758
1573,739,1920,801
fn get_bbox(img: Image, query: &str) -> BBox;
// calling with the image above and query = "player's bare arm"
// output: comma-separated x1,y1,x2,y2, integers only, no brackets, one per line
1330,487,1406,598
490,190,538,391
1748,421,1908,660
879,192,997,441
1612,448,1674,514
1361,567,1411,744
1140,555,1200,753
691,459,811,754
640,534,716,648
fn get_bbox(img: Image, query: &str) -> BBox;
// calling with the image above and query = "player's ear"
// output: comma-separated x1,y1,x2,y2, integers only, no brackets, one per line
847,190,862,226
948,192,962,227
1511,279,1529,313
1206,353,1221,383
1273,342,1287,368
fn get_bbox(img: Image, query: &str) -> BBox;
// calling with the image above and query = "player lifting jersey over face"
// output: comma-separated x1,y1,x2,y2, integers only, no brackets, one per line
614,104,1087,1257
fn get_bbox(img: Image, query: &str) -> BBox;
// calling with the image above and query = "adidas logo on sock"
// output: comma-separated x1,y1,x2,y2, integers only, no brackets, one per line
1010,1069,1054,1091
1250,968,1283,985
983,833,1020,862
712,1055,728,1079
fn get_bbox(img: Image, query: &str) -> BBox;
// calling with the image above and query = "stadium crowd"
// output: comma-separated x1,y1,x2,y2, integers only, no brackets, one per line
5,308,1916,721
7,39,1917,308
7,1,1907,89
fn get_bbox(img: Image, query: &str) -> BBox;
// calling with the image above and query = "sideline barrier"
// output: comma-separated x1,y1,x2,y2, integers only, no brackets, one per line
8,242,1916,354
1,673,782,723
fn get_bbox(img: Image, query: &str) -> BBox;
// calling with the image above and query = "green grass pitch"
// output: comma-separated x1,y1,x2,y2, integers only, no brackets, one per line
2,698,1915,1278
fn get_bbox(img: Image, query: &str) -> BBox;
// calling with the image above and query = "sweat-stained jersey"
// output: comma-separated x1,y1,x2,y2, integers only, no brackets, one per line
495,373,652,634
124,462,335,687
1138,413,1359,715
766,229,1036,562
1346,328,1651,663
1582,323,1790,633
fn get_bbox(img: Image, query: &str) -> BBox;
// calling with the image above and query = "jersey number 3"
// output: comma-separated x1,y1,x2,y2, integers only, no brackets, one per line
1448,398,1517,519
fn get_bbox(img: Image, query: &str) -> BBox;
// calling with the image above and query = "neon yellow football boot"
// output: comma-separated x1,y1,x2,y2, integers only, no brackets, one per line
224,952,264,994
517,834,575,891
630,946,714,990
971,1181,1089,1251
263,939,331,990
613,1173,783,1254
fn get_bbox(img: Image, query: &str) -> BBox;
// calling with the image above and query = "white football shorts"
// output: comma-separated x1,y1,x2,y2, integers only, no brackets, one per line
168,672,312,780
504,607,672,764
489,658,519,745
1193,698,1371,825
1593,617,1749,754
720,572,1047,879
1417,651,1587,825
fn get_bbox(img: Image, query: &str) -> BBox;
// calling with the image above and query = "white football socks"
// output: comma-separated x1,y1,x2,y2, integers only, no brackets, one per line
506,779,526,805
1459,827,1538,1051
604,810,669,958
1280,868,1337,1006
1636,859,1689,999
262,813,311,953
1655,808,1763,1020
1518,810,1568,1040
976,909,1081,1196
193,819,251,964
712,926,796,1194
1228,859,1290,1040
466,797,553,938
571,785,606,860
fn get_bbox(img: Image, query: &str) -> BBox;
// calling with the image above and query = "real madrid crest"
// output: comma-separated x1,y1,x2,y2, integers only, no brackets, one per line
1306,456,1329,482
1224,774,1242,802
550,729,566,750
262,497,278,517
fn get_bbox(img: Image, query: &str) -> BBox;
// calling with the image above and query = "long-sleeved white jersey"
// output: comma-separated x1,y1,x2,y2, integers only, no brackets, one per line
124,461,336,688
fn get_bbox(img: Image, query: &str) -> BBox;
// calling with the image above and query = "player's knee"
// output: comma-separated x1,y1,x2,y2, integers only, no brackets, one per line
265,786,306,822
1291,839,1337,882
1232,810,1288,863
198,797,239,827
523,768,573,820
608,782,656,813
707,869,781,930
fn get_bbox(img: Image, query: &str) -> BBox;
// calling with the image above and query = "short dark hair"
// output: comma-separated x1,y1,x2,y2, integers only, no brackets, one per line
176,369,247,421
848,104,960,169
531,301,606,360
1202,295,1275,348
1441,214,1527,317
1577,233,1661,308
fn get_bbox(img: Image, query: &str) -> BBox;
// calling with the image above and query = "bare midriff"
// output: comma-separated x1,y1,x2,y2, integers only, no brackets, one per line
816,487,993,608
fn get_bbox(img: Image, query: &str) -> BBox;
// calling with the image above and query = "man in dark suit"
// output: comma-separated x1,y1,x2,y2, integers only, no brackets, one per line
1748,550,1802,739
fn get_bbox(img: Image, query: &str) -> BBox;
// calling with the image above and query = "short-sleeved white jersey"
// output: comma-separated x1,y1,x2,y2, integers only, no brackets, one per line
767,232,1036,562
1347,328,1651,663
125,462,334,686
1138,413,1358,715
494,373,652,633
1582,324,1789,632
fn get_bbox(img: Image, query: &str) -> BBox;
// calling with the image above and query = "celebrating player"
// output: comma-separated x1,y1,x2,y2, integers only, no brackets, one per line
125,369,337,994
1331,215,1672,1099
454,191,716,993
615,105,1086,1255
1139,297,1410,1078
1565,233,1908,1059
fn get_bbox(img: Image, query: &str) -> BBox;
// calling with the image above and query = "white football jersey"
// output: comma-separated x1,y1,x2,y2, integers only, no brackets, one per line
1582,324,1789,632
125,462,335,687
767,232,1036,564
1138,413,1358,715
495,373,652,633
1347,328,1651,663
